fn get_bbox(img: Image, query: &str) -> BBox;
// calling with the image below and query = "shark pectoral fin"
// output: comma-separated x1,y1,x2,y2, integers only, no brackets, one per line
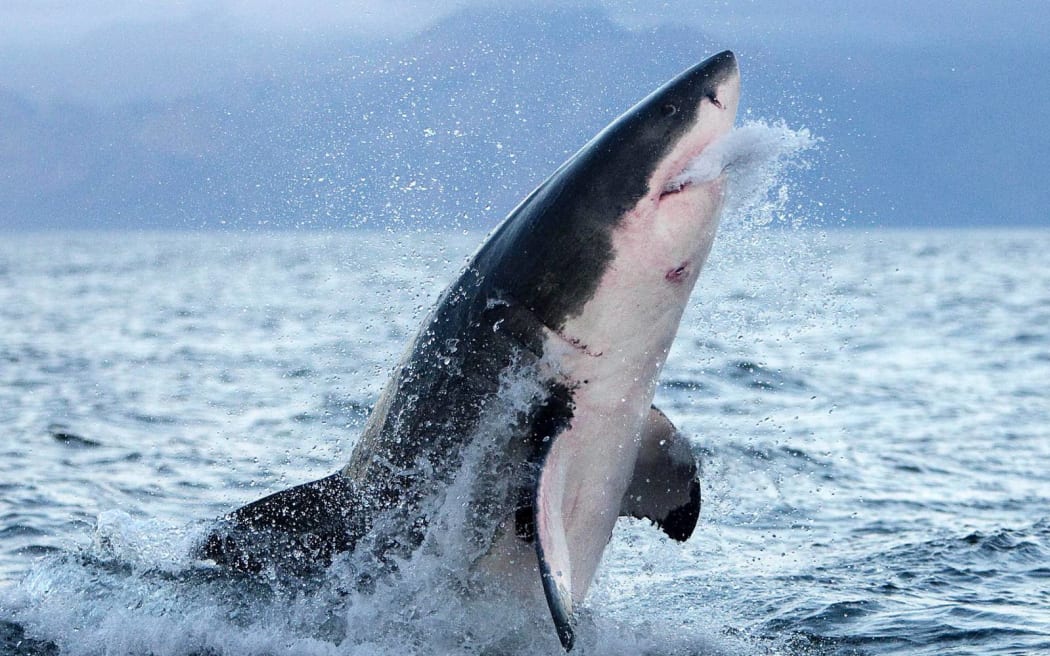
534,451,577,651
620,406,701,542
200,473,358,573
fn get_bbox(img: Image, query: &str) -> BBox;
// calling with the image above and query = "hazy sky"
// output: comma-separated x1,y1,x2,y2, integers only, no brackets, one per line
3,0,1048,106
3,1,1047,48
1,1,1048,228
3,0,1047,108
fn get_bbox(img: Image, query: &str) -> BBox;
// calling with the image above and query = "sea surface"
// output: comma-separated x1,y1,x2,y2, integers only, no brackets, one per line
0,226,1047,655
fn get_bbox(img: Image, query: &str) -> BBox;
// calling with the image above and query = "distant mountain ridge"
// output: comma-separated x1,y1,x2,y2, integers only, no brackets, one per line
1,5,1047,229
0,7,723,230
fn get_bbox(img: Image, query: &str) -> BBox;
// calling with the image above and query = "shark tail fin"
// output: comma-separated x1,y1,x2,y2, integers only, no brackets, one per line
199,473,359,574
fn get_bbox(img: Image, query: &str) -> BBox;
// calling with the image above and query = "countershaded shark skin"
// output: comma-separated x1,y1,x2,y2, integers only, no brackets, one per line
201,50,740,650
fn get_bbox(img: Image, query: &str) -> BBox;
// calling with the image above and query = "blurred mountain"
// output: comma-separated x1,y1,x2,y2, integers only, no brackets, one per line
0,5,1046,230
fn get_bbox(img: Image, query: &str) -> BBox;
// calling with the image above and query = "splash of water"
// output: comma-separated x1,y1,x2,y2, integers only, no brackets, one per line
2,361,748,655
667,121,818,228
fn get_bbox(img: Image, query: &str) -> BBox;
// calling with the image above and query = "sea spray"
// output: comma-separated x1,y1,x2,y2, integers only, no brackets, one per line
667,121,818,228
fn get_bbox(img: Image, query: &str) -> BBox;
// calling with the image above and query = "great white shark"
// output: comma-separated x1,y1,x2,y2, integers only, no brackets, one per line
201,50,741,650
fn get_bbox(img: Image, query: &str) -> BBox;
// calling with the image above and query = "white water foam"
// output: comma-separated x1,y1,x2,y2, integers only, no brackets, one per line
2,362,747,655
667,121,818,228
2,310,780,650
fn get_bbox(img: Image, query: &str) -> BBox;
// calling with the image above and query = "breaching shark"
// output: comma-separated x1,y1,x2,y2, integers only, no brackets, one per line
201,50,740,651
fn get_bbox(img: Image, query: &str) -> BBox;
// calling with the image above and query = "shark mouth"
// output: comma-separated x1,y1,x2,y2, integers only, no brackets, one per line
660,132,734,198
661,122,818,202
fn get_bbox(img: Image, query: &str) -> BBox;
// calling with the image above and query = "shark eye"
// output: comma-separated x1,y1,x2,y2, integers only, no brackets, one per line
660,104,677,117
706,92,723,109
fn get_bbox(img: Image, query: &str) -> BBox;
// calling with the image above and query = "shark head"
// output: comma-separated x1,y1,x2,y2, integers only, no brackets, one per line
478,50,740,340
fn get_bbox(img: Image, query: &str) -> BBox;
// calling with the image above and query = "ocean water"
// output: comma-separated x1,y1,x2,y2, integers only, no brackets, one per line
0,224,1047,656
